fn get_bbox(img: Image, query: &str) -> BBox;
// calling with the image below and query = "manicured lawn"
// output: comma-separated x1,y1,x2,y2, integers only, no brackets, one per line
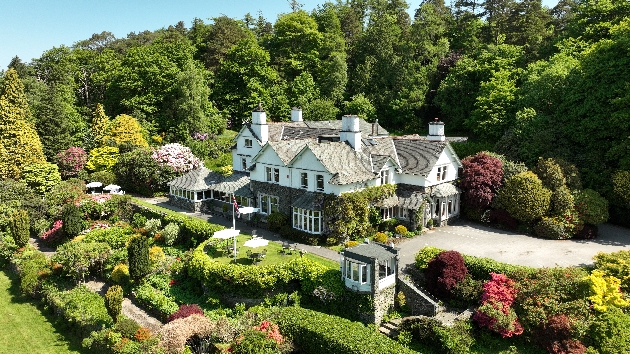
0,270,85,354
207,234,339,269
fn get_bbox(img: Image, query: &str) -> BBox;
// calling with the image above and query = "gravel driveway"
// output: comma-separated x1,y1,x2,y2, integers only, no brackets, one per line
397,221,630,270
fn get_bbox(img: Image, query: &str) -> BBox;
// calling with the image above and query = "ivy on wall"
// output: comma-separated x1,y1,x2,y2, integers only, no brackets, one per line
322,184,397,242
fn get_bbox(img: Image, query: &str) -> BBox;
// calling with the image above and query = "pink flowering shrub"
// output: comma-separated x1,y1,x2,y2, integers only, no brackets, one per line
77,194,114,220
254,321,284,344
55,147,88,179
41,220,63,244
151,143,201,173
473,273,524,337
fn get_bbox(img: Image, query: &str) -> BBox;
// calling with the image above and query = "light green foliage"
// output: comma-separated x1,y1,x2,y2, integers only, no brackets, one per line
21,162,61,195
162,222,179,246
103,114,148,148
52,241,111,283
144,218,161,237
343,93,376,121
593,250,630,292
43,285,113,334
303,98,340,121
104,284,124,321
10,210,30,247
133,282,179,317
483,151,528,181
532,157,566,191
612,170,630,207
82,226,134,249
85,146,119,172
0,69,46,180
497,171,551,223
574,189,609,225
110,263,130,284
90,103,110,148
551,185,575,216
585,270,629,312
589,307,630,354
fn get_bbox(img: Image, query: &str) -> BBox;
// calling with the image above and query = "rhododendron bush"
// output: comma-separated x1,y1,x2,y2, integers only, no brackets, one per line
151,143,201,173
473,273,523,337
56,147,88,179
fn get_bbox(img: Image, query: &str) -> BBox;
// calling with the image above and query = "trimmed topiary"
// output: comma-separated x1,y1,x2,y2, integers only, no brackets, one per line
10,209,30,247
394,225,408,235
127,235,150,281
497,171,551,223
374,232,388,243
111,263,130,284
425,251,468,300
61,203,84,239
105,285,124,322
167,304,205,323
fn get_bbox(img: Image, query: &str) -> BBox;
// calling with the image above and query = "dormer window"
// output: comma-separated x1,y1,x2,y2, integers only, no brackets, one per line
380,169,389,185
437,166,447,181
244,138,252,148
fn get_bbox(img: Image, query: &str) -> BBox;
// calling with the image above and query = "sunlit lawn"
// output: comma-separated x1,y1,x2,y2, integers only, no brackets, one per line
207,234,339,269
0,270,84,354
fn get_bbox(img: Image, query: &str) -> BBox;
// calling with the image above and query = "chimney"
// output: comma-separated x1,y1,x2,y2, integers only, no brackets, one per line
291,107,303,122
340,115,362,151
251,103,268,145
427,118,445,142
375,119,379,135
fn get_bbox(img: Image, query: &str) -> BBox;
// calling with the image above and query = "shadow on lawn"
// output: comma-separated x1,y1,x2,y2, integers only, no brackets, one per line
4,270,88,354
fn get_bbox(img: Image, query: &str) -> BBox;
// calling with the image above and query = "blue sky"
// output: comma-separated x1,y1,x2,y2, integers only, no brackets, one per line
1,0,558,69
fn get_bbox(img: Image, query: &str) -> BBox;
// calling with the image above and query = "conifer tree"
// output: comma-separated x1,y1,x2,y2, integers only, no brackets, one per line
90,103,110,148
0,69,46,179
103,114,148,148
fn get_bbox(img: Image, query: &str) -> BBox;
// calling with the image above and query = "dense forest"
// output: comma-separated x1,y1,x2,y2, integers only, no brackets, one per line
1,0,629,220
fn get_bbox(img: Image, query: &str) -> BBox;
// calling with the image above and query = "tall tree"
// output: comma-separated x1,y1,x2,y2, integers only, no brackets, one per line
0,69,46,179
36,85,73,160
89,103,111,149
200,16,255,72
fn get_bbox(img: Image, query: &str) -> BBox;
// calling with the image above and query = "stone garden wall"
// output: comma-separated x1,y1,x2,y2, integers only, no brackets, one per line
397,276,443,317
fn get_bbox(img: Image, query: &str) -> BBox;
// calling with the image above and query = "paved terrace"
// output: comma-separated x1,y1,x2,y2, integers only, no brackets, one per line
136,197,630,271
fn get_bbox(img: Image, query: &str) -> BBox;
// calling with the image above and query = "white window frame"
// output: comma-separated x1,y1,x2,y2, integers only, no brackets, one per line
345,260,369,284
235,195,251,208
300,172,308,189
316,174,324,191
380,169,389,185
259,194,279,215
437,165,448,182
266,167,272,182
273,168,280,183
292,207,322,234
241,157,247,171
244,138,253,148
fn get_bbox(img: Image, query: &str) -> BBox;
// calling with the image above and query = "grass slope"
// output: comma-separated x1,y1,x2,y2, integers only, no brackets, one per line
0,270,84,354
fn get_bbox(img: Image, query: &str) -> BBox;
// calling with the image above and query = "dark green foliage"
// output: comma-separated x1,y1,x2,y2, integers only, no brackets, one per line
131,213,147,229
551,185,574,216
497,171,551,223
276,307,415,354
114,148,177,196
114,316,141,339
18,249,49,296
451,275,483,308
127,235,150,280
52,242,111,283
532,157,566,191
104,285,123,321
399,317,475,354
179,217,223,246
574,189,609,225
279,225,320,245
9,209,30,247
89,170,116,185
589,307,630,354
266,212,289,232
60,203,84,239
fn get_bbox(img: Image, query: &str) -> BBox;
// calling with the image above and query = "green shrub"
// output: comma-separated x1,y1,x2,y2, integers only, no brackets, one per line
574,189,609,225
144,218,161,237
496,171,551,223
162,222,179,246
89,170,117,185
399,317,474,354
551,185,574,216
52,241,111,283
374,232,388,243
267,212,289,232
115,316,141,339
180,217,223,246
612,170,630,207
18,249,49,296
111,263,130,284
589,307,630,353
86,146,119,172
134,282,179,319
532,157,566,190
127,235,150,281
21,162,62,195
82,226,134,249
451,275,483,308
276,307,415,354
131,213,147,229
279,225,319,245
593,250,630,292
105,285,124,321
9,209,30,247
43,284,113,336
535,216,575,240
61,203,85,239
394,225,408,235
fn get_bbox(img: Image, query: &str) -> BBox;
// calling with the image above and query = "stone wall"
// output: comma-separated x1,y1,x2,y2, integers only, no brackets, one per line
359,285,396,325
397,276,443,317
250,180,314,217
168,196,200,212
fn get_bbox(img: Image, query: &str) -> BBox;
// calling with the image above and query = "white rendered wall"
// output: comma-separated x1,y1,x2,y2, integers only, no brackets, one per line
232,129,263,172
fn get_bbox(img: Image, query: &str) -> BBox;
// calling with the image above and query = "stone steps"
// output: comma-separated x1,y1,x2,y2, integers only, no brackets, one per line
378,317,402,338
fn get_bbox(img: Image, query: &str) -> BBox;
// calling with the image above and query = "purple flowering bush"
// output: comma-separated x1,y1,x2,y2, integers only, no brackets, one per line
151,143,202,173
55,147,88,179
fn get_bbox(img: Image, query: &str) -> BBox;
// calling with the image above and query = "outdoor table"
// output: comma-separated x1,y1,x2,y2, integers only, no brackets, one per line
249,252,262,264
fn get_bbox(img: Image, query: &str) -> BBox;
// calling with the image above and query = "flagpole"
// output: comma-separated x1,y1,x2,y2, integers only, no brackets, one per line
232,193,237,263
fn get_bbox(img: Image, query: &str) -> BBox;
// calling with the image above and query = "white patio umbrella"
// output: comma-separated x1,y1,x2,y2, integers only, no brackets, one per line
86,181,103,188
212,229,240,262
243,238,269,248
103,184,121,191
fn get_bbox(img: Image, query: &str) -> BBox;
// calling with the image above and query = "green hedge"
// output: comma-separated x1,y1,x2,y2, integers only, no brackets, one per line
415,247,536,280
188,240,341,297
133,282,179,320
276,307,416,354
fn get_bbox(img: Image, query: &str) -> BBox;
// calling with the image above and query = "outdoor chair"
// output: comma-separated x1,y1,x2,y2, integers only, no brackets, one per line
261,249,267,258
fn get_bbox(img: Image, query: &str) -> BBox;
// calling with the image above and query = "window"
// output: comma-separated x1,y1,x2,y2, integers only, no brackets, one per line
235,195,251,207
434,199,440,216
266,167,272,181
361,264,368,284
396,206,408,220
316,174,324,191
300,173,308,189
380,169,389,185
293,207,322,234
241,158,247,171
265,167,279,183
196,191,203,200
273,168,280,183
448,200,452,214
345,260,369,284
437,165,448,181
379,259,394,278
259,194,279,214
244,138,252,148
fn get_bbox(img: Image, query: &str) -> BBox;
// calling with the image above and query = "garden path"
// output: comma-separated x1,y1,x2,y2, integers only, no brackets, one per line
135,197,341,263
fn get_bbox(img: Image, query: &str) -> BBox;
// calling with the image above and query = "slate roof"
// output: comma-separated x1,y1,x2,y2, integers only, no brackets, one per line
306,142,375,185
344,242,399,264
168,168,251,195
267,140,312,165
370,155,392,172
244,118,389,143
432,183,460,197
393,138,447,176
292,192,323,210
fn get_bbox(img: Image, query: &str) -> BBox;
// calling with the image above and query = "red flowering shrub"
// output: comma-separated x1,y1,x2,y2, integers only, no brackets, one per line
134,327,152,341
489,209,518,229
40,220,63,244
533,314,586,354
425,251,468,299
473,273,524,337
55,147,88,179
460,153,503,210
167,304,204,323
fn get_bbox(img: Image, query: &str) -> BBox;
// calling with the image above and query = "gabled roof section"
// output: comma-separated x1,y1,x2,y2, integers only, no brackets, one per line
295,142,375,185
261,140,313,165
168,167,214,191
393,138,448,176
